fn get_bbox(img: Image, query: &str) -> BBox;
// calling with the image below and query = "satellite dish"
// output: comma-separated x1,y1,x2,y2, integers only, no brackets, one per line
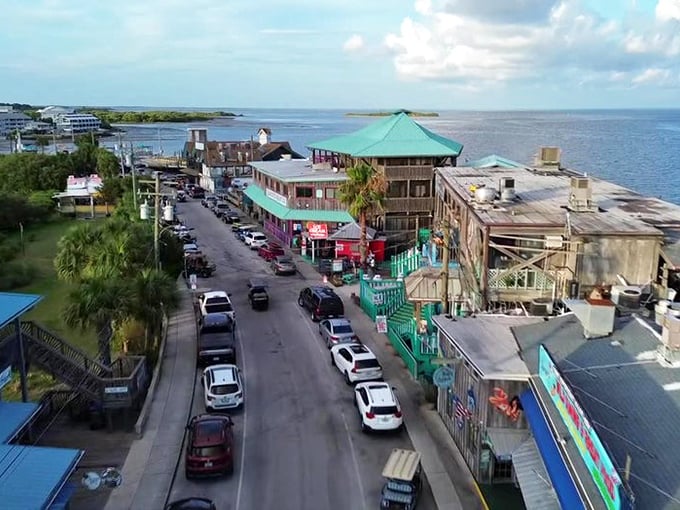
82,472,102,491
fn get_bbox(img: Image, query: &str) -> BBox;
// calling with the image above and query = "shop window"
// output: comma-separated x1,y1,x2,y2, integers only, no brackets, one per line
325,188,336,199
387,180,407,198
275,181,280,192
410,180,430,198
296,187,313,198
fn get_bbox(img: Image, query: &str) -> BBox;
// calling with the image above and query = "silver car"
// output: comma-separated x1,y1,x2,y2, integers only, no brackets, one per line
271,255,296,275
318,318,359,348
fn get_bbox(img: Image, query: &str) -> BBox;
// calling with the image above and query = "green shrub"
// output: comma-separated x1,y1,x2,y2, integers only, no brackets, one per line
0,238,22,263
0,260,36,290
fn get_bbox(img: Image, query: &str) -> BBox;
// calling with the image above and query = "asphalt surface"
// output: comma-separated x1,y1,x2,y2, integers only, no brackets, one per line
167,200,436,510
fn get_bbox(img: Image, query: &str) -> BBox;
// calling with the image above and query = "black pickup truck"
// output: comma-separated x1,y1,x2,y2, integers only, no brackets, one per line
197,312,236,367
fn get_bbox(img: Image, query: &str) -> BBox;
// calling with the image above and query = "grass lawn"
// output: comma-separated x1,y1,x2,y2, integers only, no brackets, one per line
2,217,99,401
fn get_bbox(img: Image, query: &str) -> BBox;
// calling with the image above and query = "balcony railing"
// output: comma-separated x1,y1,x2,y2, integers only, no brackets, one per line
487,268,554,290
383,197,434,213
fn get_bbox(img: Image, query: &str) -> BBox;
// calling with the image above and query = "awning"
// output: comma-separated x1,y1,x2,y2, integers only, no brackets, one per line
486,427,530,460
0,402,41,443
244,185,354,223
520,388,585,510
513,437,561,510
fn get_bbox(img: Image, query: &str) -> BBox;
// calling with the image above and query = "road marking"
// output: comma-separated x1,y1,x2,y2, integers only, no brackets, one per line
234,325,248,510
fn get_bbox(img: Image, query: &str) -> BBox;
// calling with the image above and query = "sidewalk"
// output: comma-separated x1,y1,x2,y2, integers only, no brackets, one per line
104,284,196,510
292,256,485,510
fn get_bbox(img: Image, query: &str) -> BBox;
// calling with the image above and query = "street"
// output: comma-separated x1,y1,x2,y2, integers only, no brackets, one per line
167,200,436,510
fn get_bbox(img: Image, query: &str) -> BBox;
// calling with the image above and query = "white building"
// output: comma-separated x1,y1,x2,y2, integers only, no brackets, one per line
37,106,75,121
0,109,31,136
56,113,101,134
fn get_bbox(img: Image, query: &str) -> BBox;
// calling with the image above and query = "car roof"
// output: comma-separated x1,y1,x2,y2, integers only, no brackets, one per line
345,344,375,358
205,364,238,384
310,286,338,297
382,449,421,482
165,497,216,510
358,382,396,405
203,291,228,299
192,416,231,446
326,318,351,326
201,312,232,326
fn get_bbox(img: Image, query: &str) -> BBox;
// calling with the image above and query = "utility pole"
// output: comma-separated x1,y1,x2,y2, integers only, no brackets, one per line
415,215,420,248
131,148,138,210
440,219,451,315
154,172,161,270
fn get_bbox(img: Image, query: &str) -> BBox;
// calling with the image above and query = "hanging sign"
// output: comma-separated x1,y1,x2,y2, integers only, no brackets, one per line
433,366,455,388
307,222,328,240
376,315,388,333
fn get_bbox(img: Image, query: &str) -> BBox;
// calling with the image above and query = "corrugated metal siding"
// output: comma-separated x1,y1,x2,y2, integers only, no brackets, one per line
513,437,561,510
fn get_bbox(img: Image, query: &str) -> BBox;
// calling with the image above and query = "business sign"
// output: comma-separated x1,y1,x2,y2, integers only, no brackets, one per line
307,222,328,240
0,366,11,390
376,315,388,334
538,345,623,510
266,188,288,207
433,366,455,388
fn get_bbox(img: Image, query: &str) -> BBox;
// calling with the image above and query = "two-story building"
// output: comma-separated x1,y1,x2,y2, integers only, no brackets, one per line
244,159,354,249
307,110,464,253
184,128,304,192
0,107,31,136
434,148,680,311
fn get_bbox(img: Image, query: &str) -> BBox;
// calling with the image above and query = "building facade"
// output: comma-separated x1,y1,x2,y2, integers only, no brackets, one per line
433,150,680,311
55,113,101,133
0,109,31,136
307,111,463,253
244,159,354,248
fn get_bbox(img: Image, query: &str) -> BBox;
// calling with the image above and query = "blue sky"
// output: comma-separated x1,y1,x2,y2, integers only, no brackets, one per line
1,0,680,109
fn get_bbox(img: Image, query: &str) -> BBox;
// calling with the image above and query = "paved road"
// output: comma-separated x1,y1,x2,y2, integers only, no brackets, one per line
167,200,436,510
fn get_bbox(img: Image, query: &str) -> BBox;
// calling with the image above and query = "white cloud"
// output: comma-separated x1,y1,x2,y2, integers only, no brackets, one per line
414,0,432,15
343,34,365,52
632,67,671,84
656,0,680,21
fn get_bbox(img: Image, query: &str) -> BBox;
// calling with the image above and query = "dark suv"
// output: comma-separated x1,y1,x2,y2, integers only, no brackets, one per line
298,286,344,321
197,312,236,366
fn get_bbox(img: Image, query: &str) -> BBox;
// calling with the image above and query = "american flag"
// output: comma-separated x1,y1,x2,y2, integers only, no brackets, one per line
455,398,472,420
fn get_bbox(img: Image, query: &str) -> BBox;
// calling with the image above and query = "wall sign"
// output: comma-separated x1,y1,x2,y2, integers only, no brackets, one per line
488,387,522,422
376,315,388,334
539,345,623,510
433,366,455,388
266,188,288,207
307,222,328,240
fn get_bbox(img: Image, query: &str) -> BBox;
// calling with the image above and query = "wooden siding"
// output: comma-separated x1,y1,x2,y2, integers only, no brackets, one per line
384,197,434,213
384,166,434,180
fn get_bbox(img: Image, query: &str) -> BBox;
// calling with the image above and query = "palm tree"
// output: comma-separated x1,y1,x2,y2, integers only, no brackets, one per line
54,222,101,281
338,163,388,270
35,135,49,154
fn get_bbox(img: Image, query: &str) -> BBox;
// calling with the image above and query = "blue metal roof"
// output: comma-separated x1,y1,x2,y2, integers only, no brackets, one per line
0,444,83,510
0,402,41,443
0,293,43,329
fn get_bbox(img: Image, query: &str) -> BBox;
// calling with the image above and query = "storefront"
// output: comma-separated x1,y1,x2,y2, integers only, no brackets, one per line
328,222,387,263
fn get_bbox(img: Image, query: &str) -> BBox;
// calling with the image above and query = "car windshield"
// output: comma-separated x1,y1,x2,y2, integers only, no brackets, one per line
191,445,225,457
356,359,381,369
212,383,240,395
333,324,353,334
372,405,399,415
277,257,292,264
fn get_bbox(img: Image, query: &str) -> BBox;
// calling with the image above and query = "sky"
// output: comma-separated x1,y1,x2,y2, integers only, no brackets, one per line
1,0,680,110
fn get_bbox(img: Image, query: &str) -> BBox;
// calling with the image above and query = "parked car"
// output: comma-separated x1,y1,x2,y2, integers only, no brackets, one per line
298,286,344,321
213,202,231,218
258,243,285,261
354,382,403,432
202,364,244,411
380,449,423,509
222,210,241,224
197,312,236,366
201,195,218,208
197,291,235,321
247,278,269,311
165,498,217,510
176,190,187,202
246,232,267,249
236,226,256,242
318,318,359,348
183,243,201,255
184,414,234,478
330,343,383,384
271,255,297,276
189,186,206,199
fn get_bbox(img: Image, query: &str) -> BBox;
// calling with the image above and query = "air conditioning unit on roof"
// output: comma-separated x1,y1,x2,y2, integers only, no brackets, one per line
536,147,561,167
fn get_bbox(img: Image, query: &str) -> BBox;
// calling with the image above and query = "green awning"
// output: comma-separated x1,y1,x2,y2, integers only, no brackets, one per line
244,185,354,223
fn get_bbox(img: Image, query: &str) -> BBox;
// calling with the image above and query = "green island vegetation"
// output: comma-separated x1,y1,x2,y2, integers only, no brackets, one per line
0,137,183,400
81,108,242,125
346,110,439,117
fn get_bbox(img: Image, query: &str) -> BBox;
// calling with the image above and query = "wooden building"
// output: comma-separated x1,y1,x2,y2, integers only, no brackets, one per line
434,149,680,311
307,111,463,253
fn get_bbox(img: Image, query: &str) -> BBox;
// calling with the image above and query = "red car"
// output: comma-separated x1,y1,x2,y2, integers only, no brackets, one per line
185,414,234,478
258,243,285,261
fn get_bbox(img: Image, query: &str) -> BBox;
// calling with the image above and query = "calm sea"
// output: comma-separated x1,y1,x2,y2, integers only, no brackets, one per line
11,108,680,204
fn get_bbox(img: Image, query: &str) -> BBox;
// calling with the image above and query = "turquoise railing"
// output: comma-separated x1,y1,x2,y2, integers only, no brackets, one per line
386,322,419,378
390,249,425,278
359,278,405,321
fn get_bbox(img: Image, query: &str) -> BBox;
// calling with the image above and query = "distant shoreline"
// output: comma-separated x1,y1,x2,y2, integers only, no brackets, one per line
82,109,243,124
346,111,439,118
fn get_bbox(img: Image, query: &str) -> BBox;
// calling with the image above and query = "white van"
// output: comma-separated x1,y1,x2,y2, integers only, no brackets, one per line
231,178,253,190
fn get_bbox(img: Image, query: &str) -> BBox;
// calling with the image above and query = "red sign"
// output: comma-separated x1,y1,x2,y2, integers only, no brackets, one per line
307,222,328,240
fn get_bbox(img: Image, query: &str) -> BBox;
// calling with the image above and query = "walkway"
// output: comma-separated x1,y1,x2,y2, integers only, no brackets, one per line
103,283,196,510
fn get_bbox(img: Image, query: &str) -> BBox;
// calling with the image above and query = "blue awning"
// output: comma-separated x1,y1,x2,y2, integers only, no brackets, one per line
0,292,43,329
520,388,585,510
0,444,83,510
0,401,41,443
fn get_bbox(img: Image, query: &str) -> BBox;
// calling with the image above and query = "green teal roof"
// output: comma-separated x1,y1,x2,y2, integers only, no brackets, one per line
466,154,524,168
244,185,354,223
307,111,463,157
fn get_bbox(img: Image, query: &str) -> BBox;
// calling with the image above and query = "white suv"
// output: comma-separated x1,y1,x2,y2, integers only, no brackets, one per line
202,364,244,412
330,343,383,385
354,382,403,432
248,233,268,250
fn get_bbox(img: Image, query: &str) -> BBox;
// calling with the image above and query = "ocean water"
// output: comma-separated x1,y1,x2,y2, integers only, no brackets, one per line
15,108,680,203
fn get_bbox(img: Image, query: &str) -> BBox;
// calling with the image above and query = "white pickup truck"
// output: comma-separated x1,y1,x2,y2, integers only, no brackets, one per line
197,291,236,322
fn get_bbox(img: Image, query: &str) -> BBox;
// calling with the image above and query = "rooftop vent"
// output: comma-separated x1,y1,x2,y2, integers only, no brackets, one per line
659,312,680,366
568,176,598,212
474,186,497,203
535,147,562,168
499,177,516,203
611,286,642,309
563,296,616,339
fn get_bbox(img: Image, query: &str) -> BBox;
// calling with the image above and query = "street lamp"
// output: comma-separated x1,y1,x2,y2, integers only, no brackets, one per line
139,171,175,270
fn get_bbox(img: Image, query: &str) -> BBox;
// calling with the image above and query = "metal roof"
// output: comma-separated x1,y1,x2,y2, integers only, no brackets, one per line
513,314,676,510
0,444,83,510
437,165,680,235
0,402,41,443
249,159,348,183
382,448,422,481
512,437,561,510
308,112,463,157
465,154,524,169
244,185,354,223
0,293,43,329
328,222,376,241
486,427,530,458
433,314,542,380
